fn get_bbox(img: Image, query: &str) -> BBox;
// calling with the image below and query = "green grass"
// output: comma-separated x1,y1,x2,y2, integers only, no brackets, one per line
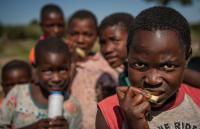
0,39,36,92
0,39,36,63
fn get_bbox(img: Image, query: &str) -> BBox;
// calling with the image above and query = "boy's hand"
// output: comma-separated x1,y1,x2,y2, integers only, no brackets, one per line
65,38,86,59
24,117,68,129
116,87,150,129
48,116,69,129
65,38,77,54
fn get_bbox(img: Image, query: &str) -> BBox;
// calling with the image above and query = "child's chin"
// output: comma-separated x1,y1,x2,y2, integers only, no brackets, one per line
48,88,63,93
151,100,168,110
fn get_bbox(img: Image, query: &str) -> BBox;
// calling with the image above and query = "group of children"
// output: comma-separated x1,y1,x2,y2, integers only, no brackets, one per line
0,3,200,129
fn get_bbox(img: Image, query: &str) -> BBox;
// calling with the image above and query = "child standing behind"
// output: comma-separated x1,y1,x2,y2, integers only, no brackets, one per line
0,59,32,107
96,13,134,101
29,3,65,64
0,38,82,129
96,6,200,129
66,10,119,129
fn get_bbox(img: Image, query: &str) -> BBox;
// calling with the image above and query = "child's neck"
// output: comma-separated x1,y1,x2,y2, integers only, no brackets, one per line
77,52,95,63
31,84,49,106
151,93,177,111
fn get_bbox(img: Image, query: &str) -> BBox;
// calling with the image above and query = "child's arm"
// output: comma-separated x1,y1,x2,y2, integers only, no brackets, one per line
96,110,110,129
0,87,18,127
63,97,82,129
183,68,200,88
19,117,68,129
116,87,150,129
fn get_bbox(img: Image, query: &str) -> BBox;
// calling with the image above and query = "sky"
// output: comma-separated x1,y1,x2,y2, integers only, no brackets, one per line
0,0,200,25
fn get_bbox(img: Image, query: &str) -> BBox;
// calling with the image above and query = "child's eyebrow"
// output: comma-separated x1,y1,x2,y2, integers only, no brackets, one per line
128,57,146,63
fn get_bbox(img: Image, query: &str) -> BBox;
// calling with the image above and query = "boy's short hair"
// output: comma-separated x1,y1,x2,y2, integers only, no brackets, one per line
68,9,98,29
99,12,134,33
127,6,191,58
40,3,63,21
34,37,71,66
1,59,32,80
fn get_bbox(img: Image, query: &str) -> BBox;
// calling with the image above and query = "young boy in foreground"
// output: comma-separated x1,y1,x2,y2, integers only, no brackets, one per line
96,6,200,129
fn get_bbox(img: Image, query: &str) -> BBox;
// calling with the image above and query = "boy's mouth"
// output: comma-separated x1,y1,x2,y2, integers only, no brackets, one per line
147,90,164,96
76,47,86,58
140,89,165,103
48,82,65,91
49,86,62,92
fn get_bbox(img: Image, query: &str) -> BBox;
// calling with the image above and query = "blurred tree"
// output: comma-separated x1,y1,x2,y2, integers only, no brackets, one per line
5,26,26,39
0,22,3,37
191,22,200,35
29,19,39,26
145,0,192,5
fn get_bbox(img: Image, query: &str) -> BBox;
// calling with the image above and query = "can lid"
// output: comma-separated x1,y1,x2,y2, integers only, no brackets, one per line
50,91,63,95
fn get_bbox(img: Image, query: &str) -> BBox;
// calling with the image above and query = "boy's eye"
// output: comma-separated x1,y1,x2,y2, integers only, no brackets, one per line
45,24,64,28
58,24,64,28
160,64,176,71
70,32,79,36
129,62,147,71
59,68,68,74
42,70,52,76
84,32,93,37
46,24,54,28
110,37,120,44
135,63,146,69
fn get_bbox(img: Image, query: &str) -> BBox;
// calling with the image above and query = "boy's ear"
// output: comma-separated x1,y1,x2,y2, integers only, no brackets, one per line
31,64,39,84
185,48,192,67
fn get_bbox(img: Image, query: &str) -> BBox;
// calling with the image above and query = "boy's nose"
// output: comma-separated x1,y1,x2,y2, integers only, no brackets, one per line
103,43,115,54
53,26,59,34
77,35,84,44
144,69,163,86
51,73,62,84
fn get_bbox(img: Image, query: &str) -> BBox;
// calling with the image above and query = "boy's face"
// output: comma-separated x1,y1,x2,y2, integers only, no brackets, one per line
67,18,97,55
2,69,31,95
128,30,187,107
41,12,65,38
99,25,127,68
36,52,71,94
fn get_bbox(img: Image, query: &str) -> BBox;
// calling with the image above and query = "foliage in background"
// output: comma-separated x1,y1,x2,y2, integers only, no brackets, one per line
0,19,41,40
145,0,192,5
0,23,3,37
191,22,200,35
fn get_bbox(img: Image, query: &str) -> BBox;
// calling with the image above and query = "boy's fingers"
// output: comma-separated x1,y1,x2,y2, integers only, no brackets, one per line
124,87,137,102
116,86,128,100
49,117,68,126
38,119,50,128
131,94,144,106
136,101,151,115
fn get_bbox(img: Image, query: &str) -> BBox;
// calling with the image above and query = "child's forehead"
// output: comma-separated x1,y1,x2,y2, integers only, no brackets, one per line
132,30,180,44
43,11,63,19
4,68,28,77
102,25,127,33
40,51,64,58
129,30,184,55
39,51,69,63
70,18,96,26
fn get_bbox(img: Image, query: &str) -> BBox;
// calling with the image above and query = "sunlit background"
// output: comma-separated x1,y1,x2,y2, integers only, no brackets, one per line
0,0,200,92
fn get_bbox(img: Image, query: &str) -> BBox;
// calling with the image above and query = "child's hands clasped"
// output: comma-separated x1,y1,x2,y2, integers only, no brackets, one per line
30,116,68,129
116,87,151,129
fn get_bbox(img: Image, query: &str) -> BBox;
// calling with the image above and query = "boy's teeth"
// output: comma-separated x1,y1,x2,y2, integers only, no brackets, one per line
149,95,159,104
141,90,160,103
